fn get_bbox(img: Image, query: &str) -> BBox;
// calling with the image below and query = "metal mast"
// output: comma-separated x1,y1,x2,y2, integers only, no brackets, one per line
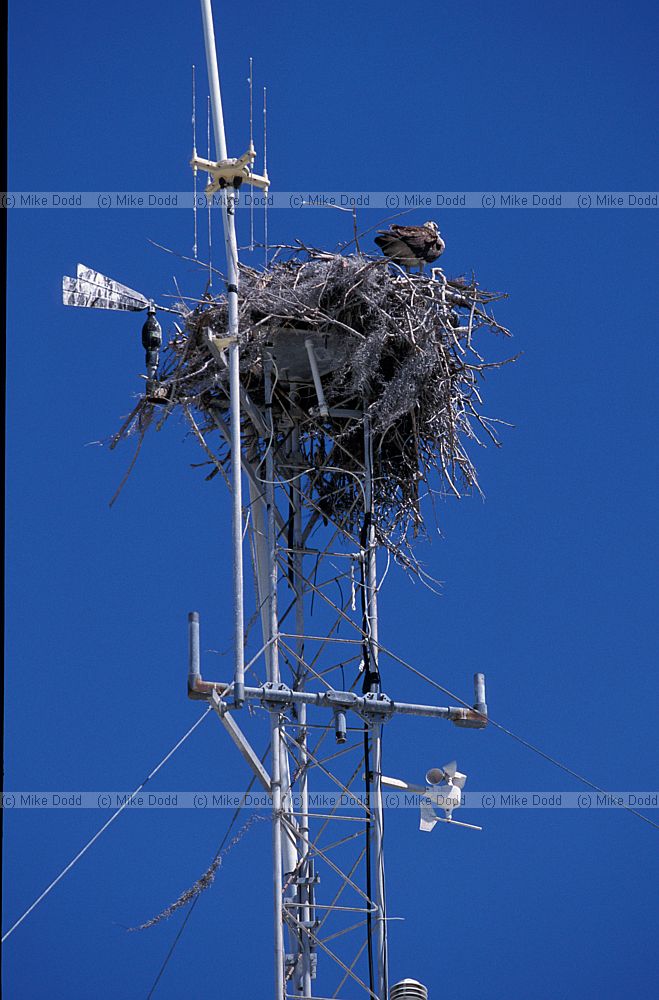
191,5,489,998
199,0,245,707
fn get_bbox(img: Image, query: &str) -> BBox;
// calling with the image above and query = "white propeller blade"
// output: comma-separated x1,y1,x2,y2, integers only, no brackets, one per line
419,800,438,832
63,264,150,312
381,775,426,794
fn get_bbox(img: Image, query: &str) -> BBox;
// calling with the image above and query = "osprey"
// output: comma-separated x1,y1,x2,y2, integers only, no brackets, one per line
374,221,445,272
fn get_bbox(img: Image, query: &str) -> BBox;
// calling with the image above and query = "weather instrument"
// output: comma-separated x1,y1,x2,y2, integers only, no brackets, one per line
62,264,183,389
382,761,483,832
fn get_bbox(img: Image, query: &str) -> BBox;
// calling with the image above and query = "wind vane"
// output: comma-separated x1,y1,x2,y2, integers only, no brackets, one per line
382,758,484,832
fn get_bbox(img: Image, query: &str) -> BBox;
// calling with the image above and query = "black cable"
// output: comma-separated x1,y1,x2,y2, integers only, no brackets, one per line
146,898,199,999
145,796,249,998
360,485,379,994
145,747,270,997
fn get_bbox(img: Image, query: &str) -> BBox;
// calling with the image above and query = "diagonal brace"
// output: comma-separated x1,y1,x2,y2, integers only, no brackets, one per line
210,687,272,792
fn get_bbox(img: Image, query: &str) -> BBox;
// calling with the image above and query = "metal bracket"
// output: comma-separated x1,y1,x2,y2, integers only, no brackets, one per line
207,331,237,353
357,691,395,722
210,687,272,793
304,339,329,417
191,674,487,728
191,145,270,195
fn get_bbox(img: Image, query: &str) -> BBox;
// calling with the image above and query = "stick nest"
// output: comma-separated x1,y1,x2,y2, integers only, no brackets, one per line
114,249,515,561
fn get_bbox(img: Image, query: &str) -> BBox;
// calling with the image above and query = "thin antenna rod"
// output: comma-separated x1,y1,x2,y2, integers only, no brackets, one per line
249,57,254,251
207,96,212,286
263,86,268,266
249,58,254,150
192,65,198,259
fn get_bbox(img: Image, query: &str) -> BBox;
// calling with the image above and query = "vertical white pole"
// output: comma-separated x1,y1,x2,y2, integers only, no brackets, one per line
264,356,286,999
199,0,245,706
271,708,285,999
364,413,388,1000
291,396,312,997
199,0,228,162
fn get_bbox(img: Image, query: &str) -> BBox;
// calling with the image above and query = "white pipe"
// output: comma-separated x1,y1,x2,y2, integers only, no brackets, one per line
264,356,286,1000
291,400,313,997
264,356,280,689
271,712,285,998
199,0,228,161
229,341,245,708
188,611,201,685
364,412,388,1000
304,338,329,417
199,0,244,706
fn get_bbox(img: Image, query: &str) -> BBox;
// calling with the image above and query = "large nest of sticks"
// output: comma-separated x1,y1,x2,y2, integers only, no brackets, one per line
114,248,515,557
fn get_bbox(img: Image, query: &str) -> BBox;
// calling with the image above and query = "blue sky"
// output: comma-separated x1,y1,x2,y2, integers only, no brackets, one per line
5,1,658,998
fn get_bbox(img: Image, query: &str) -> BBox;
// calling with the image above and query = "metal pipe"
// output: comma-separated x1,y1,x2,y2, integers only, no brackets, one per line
247,470,299,970
199,0,228,160
264,356,280,687
264,356,287,1000
249,476,274,681
187,677,485,724
271,710,285,999
474,672,487,715
304,339,329,417
334,710,348,744
290,390,313,998
198,0,245,708
188,611,201,687
363,411,388,1000
210,407,286,531
230,341,245,709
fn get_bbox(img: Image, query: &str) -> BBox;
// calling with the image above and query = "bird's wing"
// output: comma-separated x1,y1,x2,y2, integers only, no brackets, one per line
390,225,438,255
374,233,419,262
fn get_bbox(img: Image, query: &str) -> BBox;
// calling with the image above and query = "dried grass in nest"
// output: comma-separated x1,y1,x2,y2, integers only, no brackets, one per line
113,248,516,560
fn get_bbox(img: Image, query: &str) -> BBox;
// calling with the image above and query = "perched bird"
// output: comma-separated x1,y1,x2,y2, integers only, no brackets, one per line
374,221,445,273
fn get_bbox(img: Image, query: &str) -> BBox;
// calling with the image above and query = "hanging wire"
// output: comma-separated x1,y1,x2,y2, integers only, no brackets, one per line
1,709,213,943
134,813,266,931
144,744,271,998
376,646,659,832
248,57,254,252
264,517,659,835
192,65,198,259
207,95,213,288
263,86,268,266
